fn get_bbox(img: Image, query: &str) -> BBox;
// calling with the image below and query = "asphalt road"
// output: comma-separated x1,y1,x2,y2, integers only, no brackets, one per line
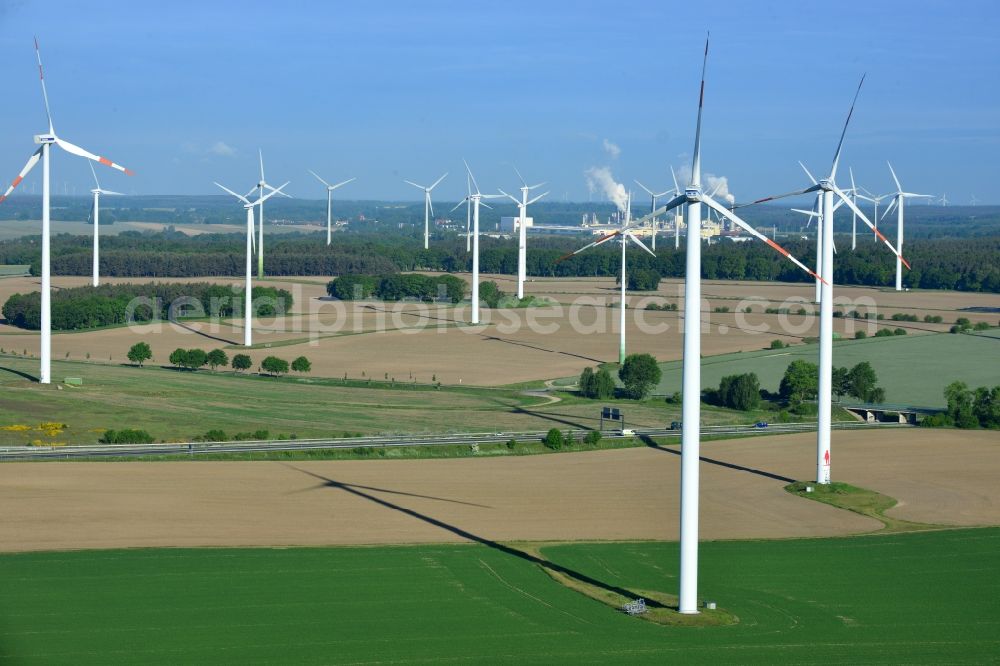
0,421,907,461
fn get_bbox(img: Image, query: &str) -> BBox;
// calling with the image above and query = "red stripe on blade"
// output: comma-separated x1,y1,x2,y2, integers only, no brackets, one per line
765,238,789,256
11,176,22,187
99,157,112,167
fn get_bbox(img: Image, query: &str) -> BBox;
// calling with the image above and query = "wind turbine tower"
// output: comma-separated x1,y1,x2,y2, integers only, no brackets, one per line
499,167,547,300
404,172,448,250
0,38,133,384
309,170,356,245
87,162,123,287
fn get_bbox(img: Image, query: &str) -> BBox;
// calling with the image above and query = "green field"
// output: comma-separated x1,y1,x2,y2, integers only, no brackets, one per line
1,529,997,663
652,330,1000,407
0,354,768,445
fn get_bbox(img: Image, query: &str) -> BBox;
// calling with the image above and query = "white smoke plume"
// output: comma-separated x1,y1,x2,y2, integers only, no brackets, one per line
585,166,628,212
602,138,621,160
676,165,736,205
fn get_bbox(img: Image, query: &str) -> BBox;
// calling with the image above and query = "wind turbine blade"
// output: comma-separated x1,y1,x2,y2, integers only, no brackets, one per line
54,138,134,175
904,193,934,199
100,190,125,196
881,198,898,220
257,181,289,205
634,179,654,196
707,181,722,198
791,208,820,217
557,230,623,262
480,201,494,210
308,169,332,188
735,185,820,208
330,177,356,191
463,159,480,195
829,74,865,180
403,179,425,190
849,167,856,192
497,189,520,205
833,185,909,268
887,161,902,192
427,191,435,218
670,165,680,193
528,182,545,190
34,37,54,134
250,214,257,253
450,198,468,213
245,186,258,199
89,161,101,190
215,182,251,205
0,148,43,203
428,172,448,190
512,165,527,187
258,149,265,182
701,194,826,284
799,161,818,185
690,33,709,187
624,231,656,257
526,192,548,206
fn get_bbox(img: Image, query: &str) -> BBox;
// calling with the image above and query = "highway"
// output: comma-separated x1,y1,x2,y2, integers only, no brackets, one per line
0,421,909,461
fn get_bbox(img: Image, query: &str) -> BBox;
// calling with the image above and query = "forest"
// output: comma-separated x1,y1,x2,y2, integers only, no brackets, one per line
1,230,996,293
2,282,293,331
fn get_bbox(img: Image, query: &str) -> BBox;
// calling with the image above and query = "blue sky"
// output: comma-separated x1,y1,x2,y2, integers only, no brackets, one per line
0,0,997,204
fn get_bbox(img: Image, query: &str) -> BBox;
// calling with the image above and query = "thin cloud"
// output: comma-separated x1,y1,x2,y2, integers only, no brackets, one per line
209,141,237,157
602,138,621,159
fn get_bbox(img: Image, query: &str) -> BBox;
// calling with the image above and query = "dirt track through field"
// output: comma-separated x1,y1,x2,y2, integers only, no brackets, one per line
3,429,995,553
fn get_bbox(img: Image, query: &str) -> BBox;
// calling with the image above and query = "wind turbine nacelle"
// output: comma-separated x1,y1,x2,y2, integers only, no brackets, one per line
685,187,700,201
34,134,56,144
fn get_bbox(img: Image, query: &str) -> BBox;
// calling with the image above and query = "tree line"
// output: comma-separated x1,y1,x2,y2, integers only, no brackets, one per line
2,282,293,331
1,230,997,293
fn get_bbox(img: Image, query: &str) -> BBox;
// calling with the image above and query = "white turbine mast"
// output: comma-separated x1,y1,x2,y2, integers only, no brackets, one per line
308,170,356,245
215,181,288,347
557,214,655,364
404,172,448,250
87,161,123,287
881,162,933,291
0,38,134,384
254,150,292,278
643,35,822,615
451,160,501,324
744,75,911,490
499,166,547,300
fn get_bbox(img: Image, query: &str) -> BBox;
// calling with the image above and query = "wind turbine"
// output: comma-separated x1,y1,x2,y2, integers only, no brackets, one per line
308,170,356,245
464,173,473,252
499,167,547,300
745,77,910,489
0,38,133,384
451,161,501,324
939,193,948,207
881,163,933,291
669,166,683,249
797,162,846,303
558,218,655,364
855,188,890,239
404,172,448,250
634,180,672,251
648,36,822,615
87,162,123,287
215,181,288,347
970,195,979,206
254,150,291,278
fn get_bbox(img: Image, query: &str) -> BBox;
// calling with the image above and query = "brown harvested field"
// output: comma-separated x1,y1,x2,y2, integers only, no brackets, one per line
2,429,995,553
701,428,1000,526
0,447,877,553
1,274,996,385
